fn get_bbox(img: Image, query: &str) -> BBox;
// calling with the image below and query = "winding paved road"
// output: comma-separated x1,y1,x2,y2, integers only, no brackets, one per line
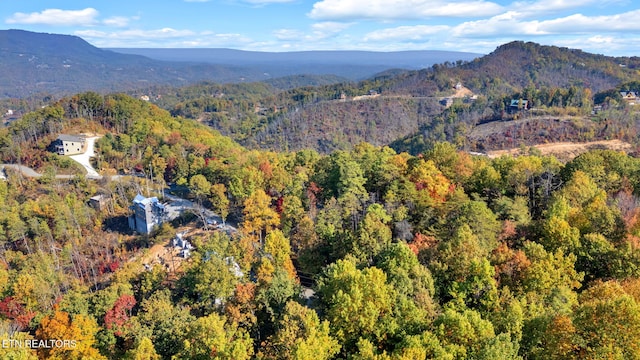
1,164,44,177
0,164,82,180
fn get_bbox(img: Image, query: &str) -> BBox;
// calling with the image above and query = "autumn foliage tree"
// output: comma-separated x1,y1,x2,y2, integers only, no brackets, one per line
242,189,280,244
259,301,340,360
104,294,136,337
36,308,106,360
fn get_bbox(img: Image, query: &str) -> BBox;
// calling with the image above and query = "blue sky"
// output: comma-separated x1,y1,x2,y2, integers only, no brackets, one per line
1,0,639,56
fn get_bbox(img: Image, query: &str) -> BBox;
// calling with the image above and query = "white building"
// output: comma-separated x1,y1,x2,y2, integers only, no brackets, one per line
54,134,86,155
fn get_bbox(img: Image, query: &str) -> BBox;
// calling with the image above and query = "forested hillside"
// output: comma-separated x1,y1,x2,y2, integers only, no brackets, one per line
250,96,444,152
382,41,640,98
7,40,637,155
3,92,640,359
391,79,640,155
146,41,640,155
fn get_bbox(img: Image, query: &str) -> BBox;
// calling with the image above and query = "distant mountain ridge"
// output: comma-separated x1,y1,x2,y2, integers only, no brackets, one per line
0,29,482,98
109,48,481,70
0,29,261,98
0,29,150,65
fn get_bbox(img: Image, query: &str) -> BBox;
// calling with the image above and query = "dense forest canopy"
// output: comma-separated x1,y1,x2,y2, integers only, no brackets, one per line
2,86,640,359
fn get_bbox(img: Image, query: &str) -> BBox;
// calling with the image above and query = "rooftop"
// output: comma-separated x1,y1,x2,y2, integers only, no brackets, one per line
133,194,165,209
57,134,85,142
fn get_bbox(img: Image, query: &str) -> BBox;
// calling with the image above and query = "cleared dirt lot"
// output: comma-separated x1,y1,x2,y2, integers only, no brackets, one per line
486,139,634,160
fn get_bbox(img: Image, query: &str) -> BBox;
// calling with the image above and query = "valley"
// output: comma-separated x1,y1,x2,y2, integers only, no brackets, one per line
3,30,640,359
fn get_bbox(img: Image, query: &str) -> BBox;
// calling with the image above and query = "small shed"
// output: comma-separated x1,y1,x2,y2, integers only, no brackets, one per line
89,194,110,211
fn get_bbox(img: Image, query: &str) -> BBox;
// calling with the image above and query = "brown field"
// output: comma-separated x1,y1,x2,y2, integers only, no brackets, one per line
486,139,634,161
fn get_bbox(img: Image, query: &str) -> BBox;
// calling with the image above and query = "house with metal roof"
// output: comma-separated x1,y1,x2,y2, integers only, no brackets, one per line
128,194,166,234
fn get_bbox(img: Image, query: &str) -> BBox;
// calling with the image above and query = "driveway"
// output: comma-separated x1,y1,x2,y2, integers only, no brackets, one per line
161,192,237,233
69,136,101,178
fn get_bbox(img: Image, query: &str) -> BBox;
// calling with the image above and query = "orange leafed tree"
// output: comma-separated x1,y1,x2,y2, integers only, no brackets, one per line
36,308,106,360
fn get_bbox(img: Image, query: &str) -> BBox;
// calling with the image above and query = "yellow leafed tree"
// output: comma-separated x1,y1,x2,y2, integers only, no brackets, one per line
36,309,106,360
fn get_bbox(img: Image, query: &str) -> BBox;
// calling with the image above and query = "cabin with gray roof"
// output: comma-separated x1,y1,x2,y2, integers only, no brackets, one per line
54,134,86,155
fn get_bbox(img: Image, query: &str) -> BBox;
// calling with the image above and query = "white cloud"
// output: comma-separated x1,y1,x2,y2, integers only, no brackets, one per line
546,35,640,56
186,0,296,6
308,0,504,20
511,0,595,16
102,16,135,27
364,25,450,42
6,8,99,26
76,28,198,40
311,21,353,39
451,12,545,37
510,0,627,18
539,10,640,33
273,22,352,43
450,9,640,38
311,21,352,32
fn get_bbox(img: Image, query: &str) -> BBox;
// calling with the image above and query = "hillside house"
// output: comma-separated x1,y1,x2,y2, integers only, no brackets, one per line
440,97,454,107
54,134,86,155
621,91,638,105
128,194,166,234
509,99,530,112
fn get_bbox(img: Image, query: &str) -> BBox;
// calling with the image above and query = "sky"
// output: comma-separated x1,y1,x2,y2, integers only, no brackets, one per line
1,0,640,56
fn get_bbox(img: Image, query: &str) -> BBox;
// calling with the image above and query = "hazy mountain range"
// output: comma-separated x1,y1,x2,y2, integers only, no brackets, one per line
0,29,480,98
109,47,481,73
